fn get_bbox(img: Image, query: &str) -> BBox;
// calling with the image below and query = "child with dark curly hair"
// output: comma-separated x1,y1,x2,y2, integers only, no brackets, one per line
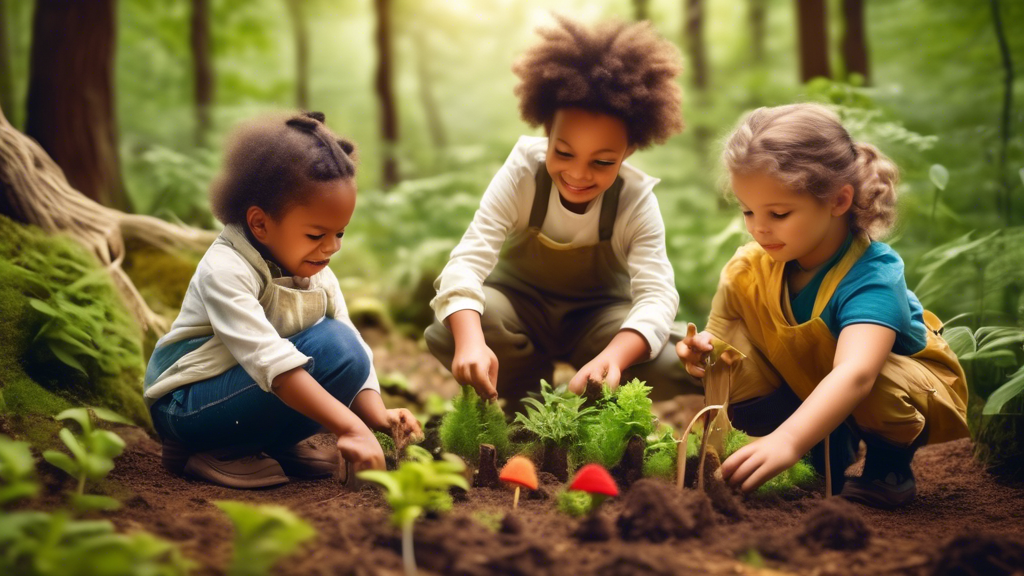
426,16,700,409
144,112,420,488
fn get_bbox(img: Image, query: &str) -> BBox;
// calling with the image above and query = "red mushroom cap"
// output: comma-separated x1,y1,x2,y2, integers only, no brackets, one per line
499,456,538,490
568,464,619,497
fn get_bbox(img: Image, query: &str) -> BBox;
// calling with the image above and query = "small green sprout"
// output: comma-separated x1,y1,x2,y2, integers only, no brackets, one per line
215,501,317,576
358,445,469,576
0,510,193,576
0,434,39,507
439,386,509,462
641,426,678,481
514,380,596,449
556,489,593,518
42,407,130,511
575,379,657,468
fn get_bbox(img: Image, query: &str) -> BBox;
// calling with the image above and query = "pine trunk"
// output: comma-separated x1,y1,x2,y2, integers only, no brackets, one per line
795,0,831,82
841,0,870,83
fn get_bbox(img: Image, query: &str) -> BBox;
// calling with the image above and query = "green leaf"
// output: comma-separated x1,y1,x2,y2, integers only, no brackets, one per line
70,493,122,511
55,408,94,434
87,407,133,426
943,326,977,357
49,342,90,375
88,430,126,459
0,482,39,506
1019,167,1023,187
58,428,88,462
960,349,1018,367
28,298,59,317
357,470,403,496
929,164,949,190
983,365,1024,416
43,450,80,477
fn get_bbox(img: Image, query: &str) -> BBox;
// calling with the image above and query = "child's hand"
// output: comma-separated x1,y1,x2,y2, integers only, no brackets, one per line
720,430,801,493
451,342,499,401
568,355,621,395
336,429,386,473
676,329,714,378
386,408,424,445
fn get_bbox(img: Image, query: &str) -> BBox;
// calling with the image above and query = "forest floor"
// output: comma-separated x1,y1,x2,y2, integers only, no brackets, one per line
6,330,1024,576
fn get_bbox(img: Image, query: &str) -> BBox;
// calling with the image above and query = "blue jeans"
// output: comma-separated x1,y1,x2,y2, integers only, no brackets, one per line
148,318,371,452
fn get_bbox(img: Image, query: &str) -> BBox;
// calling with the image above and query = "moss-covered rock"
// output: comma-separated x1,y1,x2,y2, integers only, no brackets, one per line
0,215,150,428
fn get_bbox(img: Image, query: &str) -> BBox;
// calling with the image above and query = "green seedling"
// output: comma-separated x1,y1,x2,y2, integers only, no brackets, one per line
439,386,510,463
42,407,130,511
574,379,657,469
0,510,193,576
514,380,597,449
0,434,39,507
215,501,317,576
358,445,469,576
556,488,593,518
641,426,678,481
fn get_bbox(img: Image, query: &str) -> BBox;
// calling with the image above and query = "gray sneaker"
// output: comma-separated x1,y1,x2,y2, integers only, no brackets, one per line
265,438,339,479
183,448,289,489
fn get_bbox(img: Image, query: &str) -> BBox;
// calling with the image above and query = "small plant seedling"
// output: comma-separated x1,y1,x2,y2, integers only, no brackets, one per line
566,464,619,515
641,426,678,481
358,445,469,576
499,456,538,510
42,407,130,511
0,510,194,576
0,434,39,507
574,379,657,469
439,386,510,463
556,489,593,518
215,501,317,576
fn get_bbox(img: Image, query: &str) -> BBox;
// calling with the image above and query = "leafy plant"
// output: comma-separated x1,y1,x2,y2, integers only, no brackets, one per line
574,379,657,469
0,434,39,507
358,445,469,576
0,510,193,576
555,488,593,518
41,407,130,511
641,426,679,481
945,325,1024,399
514,380,597,449
215,501,317,576
438,386,510,462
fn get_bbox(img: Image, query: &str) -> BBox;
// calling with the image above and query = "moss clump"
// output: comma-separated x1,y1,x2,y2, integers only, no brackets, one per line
0,215,148,428
438,386,510,463
574,379,657,469
642,426,678,481
556,489,593,518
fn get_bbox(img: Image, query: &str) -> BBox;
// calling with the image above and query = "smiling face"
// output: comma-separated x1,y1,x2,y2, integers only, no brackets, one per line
545,108,635,213
731,171,853,269
246,179,357,277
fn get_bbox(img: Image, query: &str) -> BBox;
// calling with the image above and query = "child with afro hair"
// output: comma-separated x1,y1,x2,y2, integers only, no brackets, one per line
426,15,700,409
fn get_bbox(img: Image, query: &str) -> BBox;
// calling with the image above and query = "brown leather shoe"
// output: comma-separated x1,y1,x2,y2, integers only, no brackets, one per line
183,448,289,488
265,438,339,479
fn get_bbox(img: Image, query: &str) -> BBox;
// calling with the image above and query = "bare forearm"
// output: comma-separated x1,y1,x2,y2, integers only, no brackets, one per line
271,367,370,437
775,364,875,454
349,390,391,433
448,309,485,350
602,329,650,370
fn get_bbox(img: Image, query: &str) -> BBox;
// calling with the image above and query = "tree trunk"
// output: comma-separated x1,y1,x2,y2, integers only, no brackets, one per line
190,0,214,147
633,0,650,21
411,26,446,151
685,0,708,91
0,0,13,120
286,0,309,110
749,0,766,64
25,0,131,211
374,0,399,188
990,0,1014,225
0,103,217,334
795,0,831,82
840,0,870,84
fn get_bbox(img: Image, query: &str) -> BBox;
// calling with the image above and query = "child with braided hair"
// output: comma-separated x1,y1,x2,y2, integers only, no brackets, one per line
145,112,420,488
678,103,969,507
426,15,701,409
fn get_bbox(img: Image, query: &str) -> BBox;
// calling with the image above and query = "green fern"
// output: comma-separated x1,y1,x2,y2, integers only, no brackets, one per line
513,380,596,449
438,386,510,463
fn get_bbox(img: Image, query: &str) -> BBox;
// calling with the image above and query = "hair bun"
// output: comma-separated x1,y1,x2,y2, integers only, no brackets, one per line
304,111,326,123
286,116,319,132
337,139,356,156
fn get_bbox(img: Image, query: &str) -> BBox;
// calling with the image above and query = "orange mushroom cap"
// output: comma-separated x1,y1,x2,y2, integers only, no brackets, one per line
499,456,538,490
569,464,619,497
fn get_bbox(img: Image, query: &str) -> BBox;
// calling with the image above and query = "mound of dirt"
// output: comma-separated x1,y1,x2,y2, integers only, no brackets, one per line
798,498,871,551
930,533,1024,576
616,478,714,542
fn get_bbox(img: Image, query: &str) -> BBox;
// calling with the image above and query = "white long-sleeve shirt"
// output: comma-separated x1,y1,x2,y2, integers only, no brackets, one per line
430,136,679,359
144,225,379,405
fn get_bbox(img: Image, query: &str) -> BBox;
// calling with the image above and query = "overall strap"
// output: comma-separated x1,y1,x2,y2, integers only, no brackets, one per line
598,176,624,242
529,165,553,229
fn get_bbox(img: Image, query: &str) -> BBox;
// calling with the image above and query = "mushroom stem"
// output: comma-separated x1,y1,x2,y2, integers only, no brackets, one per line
513,486,521,509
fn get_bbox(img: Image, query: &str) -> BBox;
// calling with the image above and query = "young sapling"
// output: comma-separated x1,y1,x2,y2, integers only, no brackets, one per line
42,407,130,511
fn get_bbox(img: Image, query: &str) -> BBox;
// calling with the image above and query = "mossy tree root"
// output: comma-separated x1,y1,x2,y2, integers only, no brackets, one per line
0,104,216,335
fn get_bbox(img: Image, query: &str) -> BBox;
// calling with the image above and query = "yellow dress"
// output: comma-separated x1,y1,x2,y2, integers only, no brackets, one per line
705,236,969,446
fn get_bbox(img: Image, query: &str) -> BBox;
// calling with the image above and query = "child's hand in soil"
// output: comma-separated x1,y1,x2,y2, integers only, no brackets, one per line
337,428,387,472
386,408,424,447
677,329,714,378
452,341,499,401
720,430,801,493
568,355,622,395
